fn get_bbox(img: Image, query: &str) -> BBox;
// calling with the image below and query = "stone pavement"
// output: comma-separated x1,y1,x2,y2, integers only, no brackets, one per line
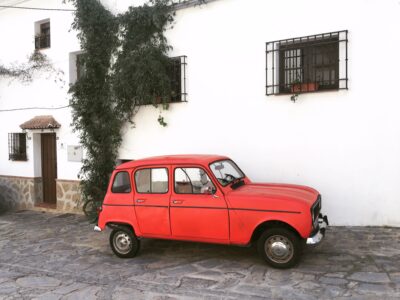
0,211,399,299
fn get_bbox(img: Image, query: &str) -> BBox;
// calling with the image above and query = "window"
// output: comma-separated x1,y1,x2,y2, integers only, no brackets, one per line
112,172,131,193
210,160,244,187
8,133,27,161
76,53,86,80
174,168,216,194
169,56,187,102
135,168,168,194
266,30,348,95
35,21,51,50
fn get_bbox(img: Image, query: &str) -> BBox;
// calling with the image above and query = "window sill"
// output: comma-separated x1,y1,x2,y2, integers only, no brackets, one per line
271,87,346,96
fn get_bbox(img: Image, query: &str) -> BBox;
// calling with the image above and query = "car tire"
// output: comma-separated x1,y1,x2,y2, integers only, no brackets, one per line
109,226,140,258
257,227,301,269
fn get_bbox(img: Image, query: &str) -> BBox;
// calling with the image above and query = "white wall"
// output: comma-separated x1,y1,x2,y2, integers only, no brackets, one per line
119,0,400,226
1,0,400,226
0,0,81,180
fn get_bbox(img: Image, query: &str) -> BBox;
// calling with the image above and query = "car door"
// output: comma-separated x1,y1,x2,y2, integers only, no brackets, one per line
133,166,171,237
170,165,229,241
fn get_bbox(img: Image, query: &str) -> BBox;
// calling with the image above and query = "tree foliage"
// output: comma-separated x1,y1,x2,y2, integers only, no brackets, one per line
68,0,176,207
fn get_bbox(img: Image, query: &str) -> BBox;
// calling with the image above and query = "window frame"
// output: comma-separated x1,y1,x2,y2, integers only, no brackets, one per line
173,166,217,195
266,30,348,96
134,167,169,194
111,171,132,194
35,21,51,50
8,133,27,161
136,55,187,106
209,159,246,187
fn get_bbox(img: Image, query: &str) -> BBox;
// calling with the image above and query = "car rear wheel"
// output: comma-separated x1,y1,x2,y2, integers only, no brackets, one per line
257,228,301,269
110,227,140,258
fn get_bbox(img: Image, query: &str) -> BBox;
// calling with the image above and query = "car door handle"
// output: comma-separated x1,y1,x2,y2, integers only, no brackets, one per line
172,200,183,204
136,199,145,203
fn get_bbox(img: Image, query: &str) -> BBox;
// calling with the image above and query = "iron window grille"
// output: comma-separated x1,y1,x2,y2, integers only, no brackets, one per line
139,55,187,105
8,133,27,161
35,22,51,49
266,30,348,95
76,53,86,80
169,55,187,103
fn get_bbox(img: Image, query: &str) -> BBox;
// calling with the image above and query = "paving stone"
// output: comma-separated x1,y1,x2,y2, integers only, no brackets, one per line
161,264,198,276
324,272,346,278
179,277,218,289
0,211,400,299
61,286,102,300
16,276,61,289
355,283,394,294
348,272,391,283
319,276,348,285
111,287,146,299
33,292,62,300
53,283,89,295
389,272,400,283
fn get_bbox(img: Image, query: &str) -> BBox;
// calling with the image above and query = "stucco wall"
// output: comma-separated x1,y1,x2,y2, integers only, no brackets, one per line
1,0,400,226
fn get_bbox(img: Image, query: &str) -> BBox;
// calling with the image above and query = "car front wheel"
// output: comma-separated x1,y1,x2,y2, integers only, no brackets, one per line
257,228,301,269
110,227,140,258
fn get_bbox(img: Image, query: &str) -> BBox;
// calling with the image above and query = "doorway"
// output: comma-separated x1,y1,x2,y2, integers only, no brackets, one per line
41,133,57,205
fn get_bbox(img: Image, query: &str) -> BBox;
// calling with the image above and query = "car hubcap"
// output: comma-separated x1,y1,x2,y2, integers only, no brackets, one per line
265,235,293,264
113,232,132,254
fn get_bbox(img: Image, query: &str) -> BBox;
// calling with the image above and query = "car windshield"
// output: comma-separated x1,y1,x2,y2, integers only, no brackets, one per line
210,160,245,186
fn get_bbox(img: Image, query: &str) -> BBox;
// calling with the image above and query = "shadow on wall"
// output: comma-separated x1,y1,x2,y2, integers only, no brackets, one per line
0,194,11,215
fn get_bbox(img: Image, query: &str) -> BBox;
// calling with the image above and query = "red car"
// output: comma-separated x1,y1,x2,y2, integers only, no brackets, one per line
94,155,328,268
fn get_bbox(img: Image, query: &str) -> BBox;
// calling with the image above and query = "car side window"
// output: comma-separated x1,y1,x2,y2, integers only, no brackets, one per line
135,168,169,194
112,172,131,193
174,167,216,194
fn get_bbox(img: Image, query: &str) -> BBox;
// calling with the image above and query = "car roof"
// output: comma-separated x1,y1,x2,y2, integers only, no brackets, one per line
115,154,230,170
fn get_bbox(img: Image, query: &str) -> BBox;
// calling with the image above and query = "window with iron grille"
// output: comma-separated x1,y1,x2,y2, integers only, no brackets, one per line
266,30,348,95
76,53,86,80
140,56,187,105
35,21,51,50
8,133,27,161
169,56,187,103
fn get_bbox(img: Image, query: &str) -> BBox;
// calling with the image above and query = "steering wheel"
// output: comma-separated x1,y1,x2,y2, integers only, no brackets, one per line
224,173,236,181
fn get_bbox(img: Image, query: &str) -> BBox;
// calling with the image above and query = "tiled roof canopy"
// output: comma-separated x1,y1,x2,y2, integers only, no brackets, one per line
20,115,61,130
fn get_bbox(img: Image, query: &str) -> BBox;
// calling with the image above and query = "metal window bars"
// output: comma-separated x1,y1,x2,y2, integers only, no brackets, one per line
266,30,348,96
35,33,51,49
8,133,27,161
169,55,188,103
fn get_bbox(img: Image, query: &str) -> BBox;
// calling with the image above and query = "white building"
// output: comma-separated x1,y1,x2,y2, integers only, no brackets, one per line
0,0,399,226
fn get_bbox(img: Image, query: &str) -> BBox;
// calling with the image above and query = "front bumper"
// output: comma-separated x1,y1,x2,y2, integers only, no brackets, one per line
94,225,102,232
306,214,329,245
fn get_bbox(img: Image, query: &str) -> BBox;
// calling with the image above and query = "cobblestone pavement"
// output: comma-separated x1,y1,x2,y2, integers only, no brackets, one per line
0,211,399,299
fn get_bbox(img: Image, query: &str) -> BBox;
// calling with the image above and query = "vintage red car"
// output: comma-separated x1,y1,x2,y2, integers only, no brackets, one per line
94,155,328,268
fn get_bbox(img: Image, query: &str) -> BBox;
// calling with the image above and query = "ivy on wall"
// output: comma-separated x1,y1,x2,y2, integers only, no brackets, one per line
68,0,177,208
0,50,64,84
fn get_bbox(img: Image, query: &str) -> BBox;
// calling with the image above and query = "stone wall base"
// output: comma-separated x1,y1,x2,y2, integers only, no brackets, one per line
0,176,83,214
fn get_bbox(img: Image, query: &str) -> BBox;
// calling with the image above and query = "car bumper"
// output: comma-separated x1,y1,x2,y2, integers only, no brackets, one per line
94,225,102,232
306,214,329,245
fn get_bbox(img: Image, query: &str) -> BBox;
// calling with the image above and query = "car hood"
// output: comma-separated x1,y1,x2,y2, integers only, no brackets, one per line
226,182,319,211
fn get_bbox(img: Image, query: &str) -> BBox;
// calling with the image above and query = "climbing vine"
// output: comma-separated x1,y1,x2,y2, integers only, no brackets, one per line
68,0,177,209
0,50,64,84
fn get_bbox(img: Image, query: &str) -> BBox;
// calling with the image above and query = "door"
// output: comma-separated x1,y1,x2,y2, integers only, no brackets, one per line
41,133,57,204
170,166,229,241
133,166,171,236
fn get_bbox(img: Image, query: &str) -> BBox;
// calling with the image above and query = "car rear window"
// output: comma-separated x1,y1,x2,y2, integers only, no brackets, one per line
112,171,131,193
